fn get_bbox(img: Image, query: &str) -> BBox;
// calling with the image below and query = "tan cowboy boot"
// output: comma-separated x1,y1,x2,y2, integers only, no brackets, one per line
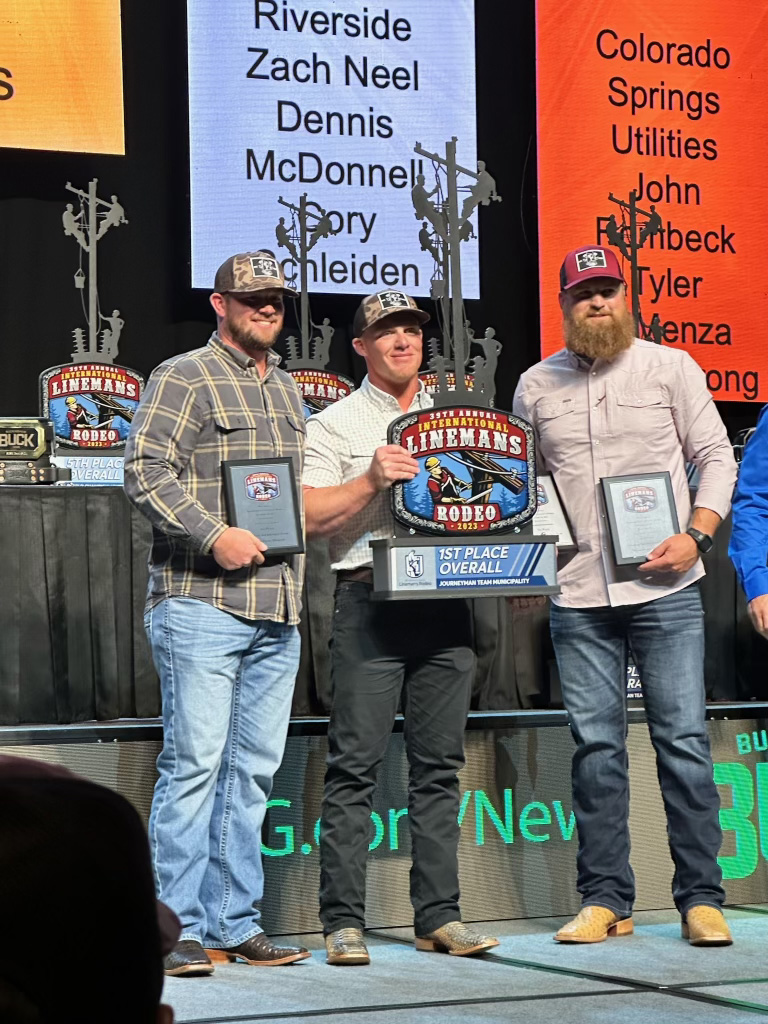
682,906,733,946
324,928,370,965
415,921,500,956
554,906,634,943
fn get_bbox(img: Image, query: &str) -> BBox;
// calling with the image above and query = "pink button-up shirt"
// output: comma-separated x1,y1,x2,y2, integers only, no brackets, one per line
513,340,737,608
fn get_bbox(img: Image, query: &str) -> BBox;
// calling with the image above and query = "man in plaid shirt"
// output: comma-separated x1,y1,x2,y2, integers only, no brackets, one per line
124,251,309,976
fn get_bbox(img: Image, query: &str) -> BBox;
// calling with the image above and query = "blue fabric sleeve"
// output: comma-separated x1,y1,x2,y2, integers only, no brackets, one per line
729,406,768,602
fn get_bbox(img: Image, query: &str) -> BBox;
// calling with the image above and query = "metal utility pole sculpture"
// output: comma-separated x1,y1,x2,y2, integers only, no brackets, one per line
274,197,354,415
275,194,335,359
62,180,128,363
412,139,502,406
605,191,664,342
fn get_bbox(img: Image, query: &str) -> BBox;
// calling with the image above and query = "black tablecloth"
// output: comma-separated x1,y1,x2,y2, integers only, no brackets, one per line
0,486,157,723
0,487,759,725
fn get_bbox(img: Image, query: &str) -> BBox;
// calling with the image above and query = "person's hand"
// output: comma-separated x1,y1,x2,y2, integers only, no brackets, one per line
507,595,548,610
638,533,698,574
212,527,267,570
367,445,420,491
748,594,768,638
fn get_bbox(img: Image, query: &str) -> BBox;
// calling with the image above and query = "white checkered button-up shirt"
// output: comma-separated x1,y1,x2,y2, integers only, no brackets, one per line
304,376,432,570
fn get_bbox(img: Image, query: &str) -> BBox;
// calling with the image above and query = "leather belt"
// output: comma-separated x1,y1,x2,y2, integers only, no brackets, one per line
336,566,373,584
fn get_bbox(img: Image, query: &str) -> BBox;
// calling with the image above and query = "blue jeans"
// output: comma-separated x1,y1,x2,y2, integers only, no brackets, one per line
145,597,300,947
550,584,724,917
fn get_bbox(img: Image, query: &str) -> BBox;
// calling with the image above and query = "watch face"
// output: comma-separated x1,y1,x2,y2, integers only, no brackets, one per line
689,528,713,553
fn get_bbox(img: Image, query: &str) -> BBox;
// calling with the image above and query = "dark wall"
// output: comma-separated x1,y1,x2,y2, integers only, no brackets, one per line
0,1,757,433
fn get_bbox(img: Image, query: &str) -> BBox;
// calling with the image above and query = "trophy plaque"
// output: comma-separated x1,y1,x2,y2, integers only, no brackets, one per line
0,418,71,484
374,405,557,599
223,457,304,557
370,141,558,600
601,471,679,565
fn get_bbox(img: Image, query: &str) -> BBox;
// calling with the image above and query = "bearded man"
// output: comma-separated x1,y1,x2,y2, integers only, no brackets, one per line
124,252,310,976
513,245,736,947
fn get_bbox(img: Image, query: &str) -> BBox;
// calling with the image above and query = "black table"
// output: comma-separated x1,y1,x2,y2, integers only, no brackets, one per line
0,487,759,726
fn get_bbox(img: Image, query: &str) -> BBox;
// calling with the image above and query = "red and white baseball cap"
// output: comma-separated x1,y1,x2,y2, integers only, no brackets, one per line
559,246,625,291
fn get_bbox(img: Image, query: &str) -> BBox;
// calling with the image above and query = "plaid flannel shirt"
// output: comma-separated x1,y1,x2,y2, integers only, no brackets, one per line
124,334,306,623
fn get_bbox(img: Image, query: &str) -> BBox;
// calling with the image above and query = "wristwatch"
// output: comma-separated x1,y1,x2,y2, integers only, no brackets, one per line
686,527,714,554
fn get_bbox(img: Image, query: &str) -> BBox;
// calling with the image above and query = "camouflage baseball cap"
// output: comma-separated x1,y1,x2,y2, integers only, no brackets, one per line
353,290,430,337
214,250,297,296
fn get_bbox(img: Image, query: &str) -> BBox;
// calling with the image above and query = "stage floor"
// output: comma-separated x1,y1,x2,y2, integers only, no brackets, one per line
164,905,768,1023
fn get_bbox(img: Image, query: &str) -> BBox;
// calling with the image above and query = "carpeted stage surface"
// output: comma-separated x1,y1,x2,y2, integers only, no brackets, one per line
164,906,768,1023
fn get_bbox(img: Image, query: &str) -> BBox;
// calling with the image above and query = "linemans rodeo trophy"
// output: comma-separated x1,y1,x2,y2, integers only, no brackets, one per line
39,180,144,485
370,139,558,600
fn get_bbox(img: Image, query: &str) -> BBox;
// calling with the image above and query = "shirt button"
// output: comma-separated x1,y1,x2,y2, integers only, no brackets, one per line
591,371,597,376
594,440,600,445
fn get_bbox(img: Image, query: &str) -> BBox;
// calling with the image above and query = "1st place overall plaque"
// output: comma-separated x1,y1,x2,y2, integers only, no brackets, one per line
223,457,304,557
601,471,679,565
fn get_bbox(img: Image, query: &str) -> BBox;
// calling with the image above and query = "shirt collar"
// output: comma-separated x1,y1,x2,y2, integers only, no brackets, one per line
360,375,432,413
563,340,639,373
208,333,282,375
564,348,594,372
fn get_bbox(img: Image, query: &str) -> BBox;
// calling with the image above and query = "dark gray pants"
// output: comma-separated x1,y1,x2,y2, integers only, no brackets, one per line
319,582,475,936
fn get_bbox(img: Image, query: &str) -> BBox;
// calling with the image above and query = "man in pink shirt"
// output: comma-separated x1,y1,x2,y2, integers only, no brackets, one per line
514,245,737,946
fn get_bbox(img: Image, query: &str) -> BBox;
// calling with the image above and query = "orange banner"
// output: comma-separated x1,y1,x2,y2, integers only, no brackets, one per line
536,1,768,402
0,0,124,154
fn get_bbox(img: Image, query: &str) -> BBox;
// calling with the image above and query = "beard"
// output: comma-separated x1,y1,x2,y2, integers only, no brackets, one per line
226,315,280,354
564,308,635,361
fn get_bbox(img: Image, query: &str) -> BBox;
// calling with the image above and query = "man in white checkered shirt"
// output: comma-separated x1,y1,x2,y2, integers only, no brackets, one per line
304,289,498,966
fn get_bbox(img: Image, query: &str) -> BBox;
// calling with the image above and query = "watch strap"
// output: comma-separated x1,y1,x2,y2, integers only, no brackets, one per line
686,527,713,553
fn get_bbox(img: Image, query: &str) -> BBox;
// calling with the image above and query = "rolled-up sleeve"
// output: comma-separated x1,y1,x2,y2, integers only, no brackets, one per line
672,355,737,521
123,365,227,552
730,408,768,602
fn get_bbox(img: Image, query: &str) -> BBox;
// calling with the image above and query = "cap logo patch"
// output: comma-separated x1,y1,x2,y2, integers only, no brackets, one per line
378,291,410,311
250,255,280,279
575,250,607,272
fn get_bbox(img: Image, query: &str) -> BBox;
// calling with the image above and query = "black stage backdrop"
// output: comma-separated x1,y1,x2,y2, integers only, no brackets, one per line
0,1,764,723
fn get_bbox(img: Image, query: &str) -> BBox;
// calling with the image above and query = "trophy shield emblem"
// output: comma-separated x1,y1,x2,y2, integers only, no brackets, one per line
623,486,657,513
245,471,280,501
40,363,144,451
389,406,536,536
287,368,355,418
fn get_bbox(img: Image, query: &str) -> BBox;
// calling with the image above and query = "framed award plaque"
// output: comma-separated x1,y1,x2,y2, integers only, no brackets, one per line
601,471,679,566
532,473,576,552
223,457,303,556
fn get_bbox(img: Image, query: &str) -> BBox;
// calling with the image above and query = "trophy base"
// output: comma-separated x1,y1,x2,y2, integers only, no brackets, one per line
370,536,560,601
0,462,71,484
